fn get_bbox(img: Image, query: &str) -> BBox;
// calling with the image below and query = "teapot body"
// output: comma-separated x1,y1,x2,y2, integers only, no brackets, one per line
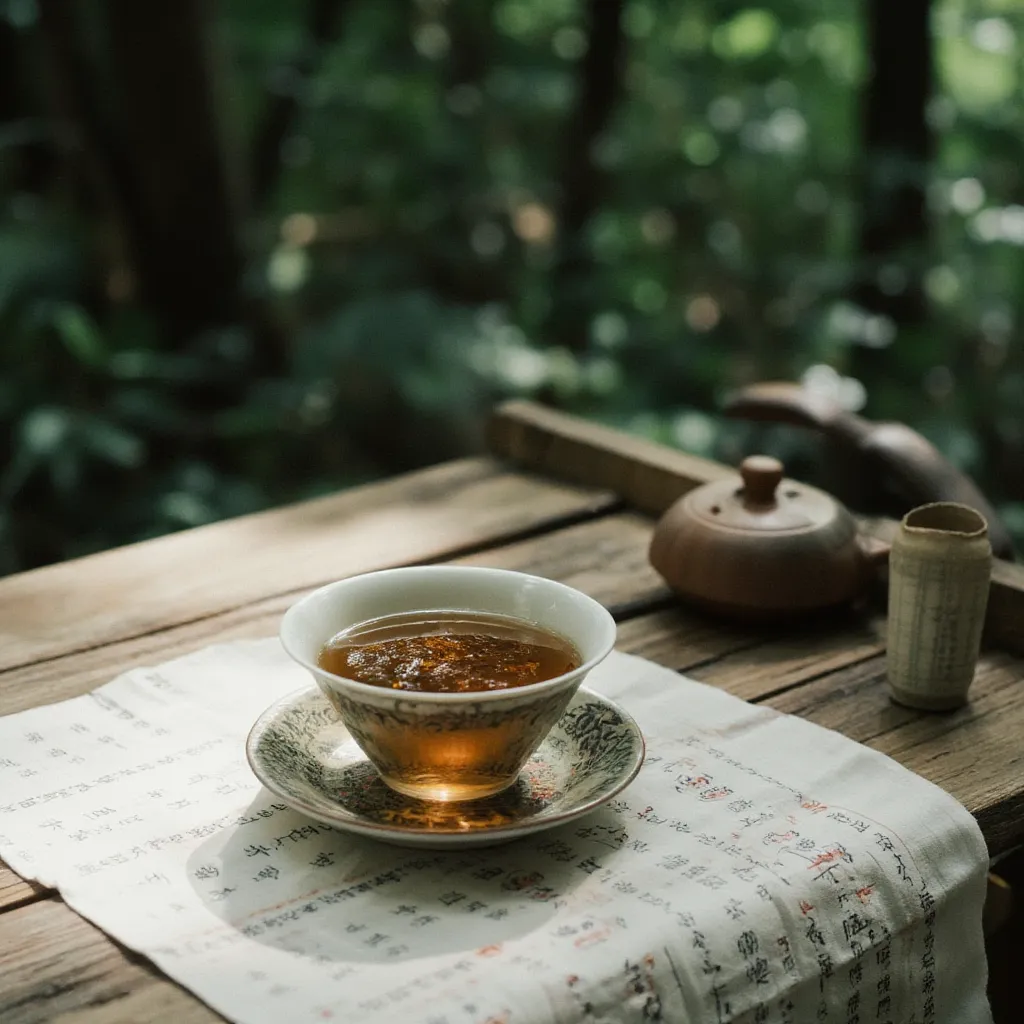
648,457,873,621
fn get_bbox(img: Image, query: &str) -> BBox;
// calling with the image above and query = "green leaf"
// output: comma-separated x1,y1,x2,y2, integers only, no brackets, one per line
158,491,214,527
19,406,68,455
712,9,780,61
51,303,108,368
49,449,82,495
80,417,146,468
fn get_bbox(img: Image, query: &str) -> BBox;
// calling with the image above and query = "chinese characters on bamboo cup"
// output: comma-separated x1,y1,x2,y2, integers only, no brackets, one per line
887,502,992,711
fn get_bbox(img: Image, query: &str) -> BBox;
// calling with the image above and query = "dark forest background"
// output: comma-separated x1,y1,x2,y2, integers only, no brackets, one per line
1,0,1023,575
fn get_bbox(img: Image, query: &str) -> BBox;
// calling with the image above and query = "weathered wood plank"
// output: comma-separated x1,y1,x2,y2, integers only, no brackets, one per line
489,399,732,517
0,457,617,675
15,512,886,729
613,605,757,671
767,651,1024,856
490,400,1024,655
0,871,45,912
985,559,1024,656
690,614,885,702
0,512,662,719
0,898,214,1024
45,985,216,1024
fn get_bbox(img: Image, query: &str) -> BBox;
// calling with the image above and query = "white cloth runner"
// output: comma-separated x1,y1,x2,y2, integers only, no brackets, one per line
0,641,991,1024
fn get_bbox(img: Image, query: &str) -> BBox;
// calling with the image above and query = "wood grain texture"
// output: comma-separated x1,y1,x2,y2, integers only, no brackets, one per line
492,400,1024,655
691,615,885,701
0,871,45,912
0,898,212,1024
767,651,1024,856
0,512,662,719
613,605,756,671
0,457,617,675
488,399,732,516
985,559,1024,656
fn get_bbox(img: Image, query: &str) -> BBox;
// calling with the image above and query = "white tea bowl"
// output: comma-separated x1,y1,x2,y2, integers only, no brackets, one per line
279,566,617,802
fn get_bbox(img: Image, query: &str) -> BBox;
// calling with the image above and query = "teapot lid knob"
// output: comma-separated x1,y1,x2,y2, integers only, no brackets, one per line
739,455,784,507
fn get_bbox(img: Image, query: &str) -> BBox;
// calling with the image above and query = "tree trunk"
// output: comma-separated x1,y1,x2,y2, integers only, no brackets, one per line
98,0,243,339
851,0,933,379
0,17,53,193
37,1,244,340
545,0,627,353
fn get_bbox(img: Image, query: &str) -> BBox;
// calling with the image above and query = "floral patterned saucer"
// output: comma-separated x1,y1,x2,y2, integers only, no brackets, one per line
246,686,645,848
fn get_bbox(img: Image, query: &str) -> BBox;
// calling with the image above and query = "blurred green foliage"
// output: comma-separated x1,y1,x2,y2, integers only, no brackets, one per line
1,0,1023,575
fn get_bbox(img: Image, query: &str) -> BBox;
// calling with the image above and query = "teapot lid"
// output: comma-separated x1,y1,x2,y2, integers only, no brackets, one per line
686,455,843,533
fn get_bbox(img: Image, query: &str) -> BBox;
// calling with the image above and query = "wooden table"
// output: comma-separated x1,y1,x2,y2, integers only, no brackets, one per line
3,400,1024,1023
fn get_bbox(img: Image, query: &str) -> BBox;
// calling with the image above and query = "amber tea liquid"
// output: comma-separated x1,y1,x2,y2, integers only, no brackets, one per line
317,611,581,801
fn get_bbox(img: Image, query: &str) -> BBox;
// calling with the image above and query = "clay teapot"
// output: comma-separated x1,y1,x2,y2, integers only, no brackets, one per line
649,455,889,621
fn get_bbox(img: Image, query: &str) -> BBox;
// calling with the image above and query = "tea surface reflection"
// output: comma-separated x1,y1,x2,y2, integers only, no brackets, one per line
316,611,581,801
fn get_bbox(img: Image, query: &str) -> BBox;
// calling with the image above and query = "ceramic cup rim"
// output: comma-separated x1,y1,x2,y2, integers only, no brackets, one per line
279,565,618,705
901,501,988,539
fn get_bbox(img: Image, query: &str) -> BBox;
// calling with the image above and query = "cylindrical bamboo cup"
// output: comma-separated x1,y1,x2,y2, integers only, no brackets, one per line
887,502,992,711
